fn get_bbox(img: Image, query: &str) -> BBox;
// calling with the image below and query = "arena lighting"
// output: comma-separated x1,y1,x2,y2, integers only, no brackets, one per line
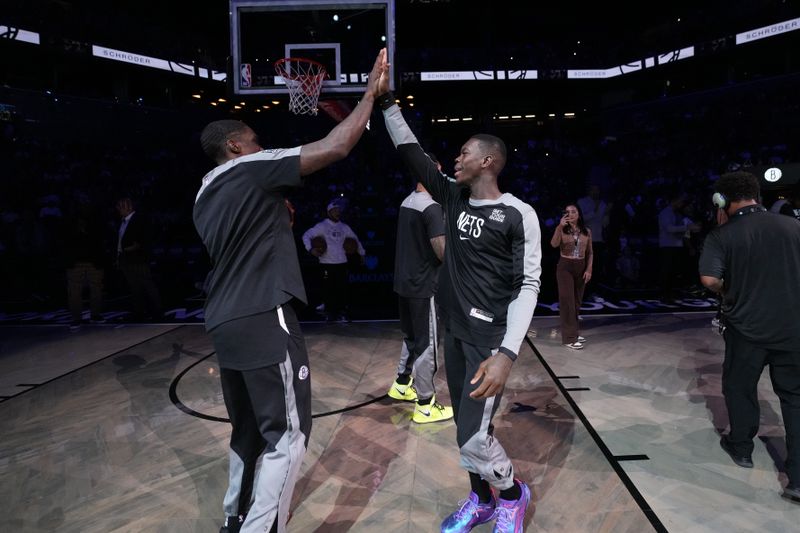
524,114,536,118
191,94,202,98
564,112,575,117
210,102,217,106
406,95,414,99
271,100,280,105
431,116,472,123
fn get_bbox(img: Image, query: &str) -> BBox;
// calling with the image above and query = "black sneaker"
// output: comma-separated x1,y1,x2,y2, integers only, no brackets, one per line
783,484,800,503
719,437,753,468
220,514,245,533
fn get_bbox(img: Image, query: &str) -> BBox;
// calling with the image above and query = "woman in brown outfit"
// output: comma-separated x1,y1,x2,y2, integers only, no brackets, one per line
550,204,593,349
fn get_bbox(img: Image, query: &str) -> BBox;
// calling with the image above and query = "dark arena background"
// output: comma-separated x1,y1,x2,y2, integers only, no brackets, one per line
1,1,800,532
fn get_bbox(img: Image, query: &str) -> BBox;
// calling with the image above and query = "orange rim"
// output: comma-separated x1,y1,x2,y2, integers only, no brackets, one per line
274,57,328,81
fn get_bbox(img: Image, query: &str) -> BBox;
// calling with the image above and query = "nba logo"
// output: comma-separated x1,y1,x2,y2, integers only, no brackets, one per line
240,63,252,88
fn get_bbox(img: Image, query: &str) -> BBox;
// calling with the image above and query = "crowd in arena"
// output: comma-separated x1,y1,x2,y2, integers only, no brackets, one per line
1,72,798,319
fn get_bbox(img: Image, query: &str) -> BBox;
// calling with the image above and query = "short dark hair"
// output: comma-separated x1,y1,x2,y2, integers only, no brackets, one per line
200,120,249,164
470,133,507,172
715,171,760,203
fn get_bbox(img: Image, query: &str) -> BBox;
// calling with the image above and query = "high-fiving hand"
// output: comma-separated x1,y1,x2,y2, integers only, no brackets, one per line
367,48,389,98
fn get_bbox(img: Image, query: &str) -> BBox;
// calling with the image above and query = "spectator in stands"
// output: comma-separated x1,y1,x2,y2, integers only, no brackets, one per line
777,188,800,221
115,197,162,321
65,204,106,331
577,185,608,286
658,193,700,298
616,245,641,288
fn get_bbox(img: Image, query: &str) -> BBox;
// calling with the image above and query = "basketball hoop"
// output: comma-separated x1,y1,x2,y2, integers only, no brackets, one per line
274,57,327,116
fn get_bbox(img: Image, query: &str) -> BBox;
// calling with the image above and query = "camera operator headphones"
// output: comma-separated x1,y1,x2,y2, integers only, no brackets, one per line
712,192,727,209
712,191,766,215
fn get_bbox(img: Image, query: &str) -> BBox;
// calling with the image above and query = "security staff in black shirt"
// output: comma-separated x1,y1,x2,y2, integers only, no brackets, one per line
699,171,800,504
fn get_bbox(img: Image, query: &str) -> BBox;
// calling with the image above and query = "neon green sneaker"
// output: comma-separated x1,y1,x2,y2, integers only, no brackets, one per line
388,378,418,401
412,399,454,424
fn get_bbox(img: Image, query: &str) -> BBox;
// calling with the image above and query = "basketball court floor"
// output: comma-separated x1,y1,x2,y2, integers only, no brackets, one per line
1,312,797,532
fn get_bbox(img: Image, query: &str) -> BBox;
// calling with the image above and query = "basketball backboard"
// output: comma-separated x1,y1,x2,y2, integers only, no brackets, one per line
230,0,395,95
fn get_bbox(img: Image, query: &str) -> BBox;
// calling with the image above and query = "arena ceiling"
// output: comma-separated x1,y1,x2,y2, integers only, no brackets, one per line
3,0,797,71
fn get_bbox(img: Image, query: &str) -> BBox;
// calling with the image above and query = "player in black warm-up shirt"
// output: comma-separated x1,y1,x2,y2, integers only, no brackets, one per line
388,164,454,424
378,83,542,531
193,49,387,533
699,171,800,505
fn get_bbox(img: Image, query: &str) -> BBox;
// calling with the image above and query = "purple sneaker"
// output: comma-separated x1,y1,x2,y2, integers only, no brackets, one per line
492,480,531,532
441,491,496,532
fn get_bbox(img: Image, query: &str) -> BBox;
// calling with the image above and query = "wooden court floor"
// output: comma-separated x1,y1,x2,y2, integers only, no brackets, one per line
0,313,797,532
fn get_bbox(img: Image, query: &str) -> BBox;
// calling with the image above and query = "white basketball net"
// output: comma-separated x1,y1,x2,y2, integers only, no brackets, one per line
275,58,326,116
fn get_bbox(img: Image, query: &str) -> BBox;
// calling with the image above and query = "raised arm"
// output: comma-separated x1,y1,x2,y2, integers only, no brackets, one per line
550,212,568,248
299,49,387,176
375,79,450,204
